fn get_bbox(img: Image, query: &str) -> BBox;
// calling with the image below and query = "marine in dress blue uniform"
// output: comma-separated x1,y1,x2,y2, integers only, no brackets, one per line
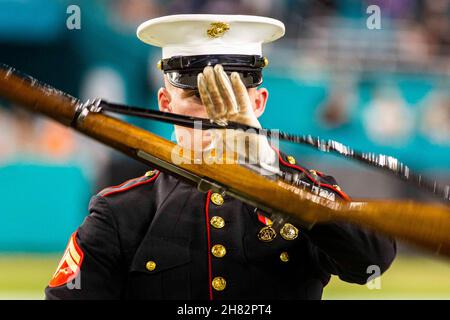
45,14,396,300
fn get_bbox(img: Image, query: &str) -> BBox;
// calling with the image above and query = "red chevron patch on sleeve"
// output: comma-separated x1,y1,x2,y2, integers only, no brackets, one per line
49,231,84,288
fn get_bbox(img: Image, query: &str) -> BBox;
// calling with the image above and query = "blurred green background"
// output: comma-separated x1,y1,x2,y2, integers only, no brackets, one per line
0,254,449,299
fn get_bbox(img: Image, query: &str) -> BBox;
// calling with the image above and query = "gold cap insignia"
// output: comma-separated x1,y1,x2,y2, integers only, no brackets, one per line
207,22,230,38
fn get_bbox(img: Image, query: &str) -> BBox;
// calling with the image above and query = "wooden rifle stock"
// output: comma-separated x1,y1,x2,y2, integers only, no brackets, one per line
1,65,450,258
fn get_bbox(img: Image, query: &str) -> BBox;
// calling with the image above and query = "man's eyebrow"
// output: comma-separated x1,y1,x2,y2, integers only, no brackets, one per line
181,89,199,98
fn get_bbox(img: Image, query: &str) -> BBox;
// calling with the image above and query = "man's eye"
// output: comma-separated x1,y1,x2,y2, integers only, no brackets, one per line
182,90,201,100
189,90,201,99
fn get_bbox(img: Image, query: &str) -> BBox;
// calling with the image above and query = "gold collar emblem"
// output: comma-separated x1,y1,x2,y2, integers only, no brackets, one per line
207,22,230,38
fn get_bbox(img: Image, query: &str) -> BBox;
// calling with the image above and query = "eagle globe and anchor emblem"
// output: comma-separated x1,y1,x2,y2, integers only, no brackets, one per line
207,22,230,38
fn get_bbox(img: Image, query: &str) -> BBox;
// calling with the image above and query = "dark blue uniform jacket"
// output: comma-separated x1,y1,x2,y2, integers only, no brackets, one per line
45,152,396,299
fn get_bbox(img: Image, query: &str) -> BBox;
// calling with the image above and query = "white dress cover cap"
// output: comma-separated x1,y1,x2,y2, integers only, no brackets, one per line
137,14,285,58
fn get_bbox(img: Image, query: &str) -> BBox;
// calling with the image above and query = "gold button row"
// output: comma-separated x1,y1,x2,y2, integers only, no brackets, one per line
210,193,227,292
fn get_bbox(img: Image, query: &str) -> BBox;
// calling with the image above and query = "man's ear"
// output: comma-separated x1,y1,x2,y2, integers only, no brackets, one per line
253,87,269,118
158,87,172,112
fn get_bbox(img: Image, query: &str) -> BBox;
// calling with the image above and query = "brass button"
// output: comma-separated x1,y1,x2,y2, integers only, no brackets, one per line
280,252,290,262
211,193,224,206
145,170,155,177
263,57,269,67
333,184,342,191
211,244,227,258
212,276,226,291
145,261,156,272
210,216,225,229
280,223,299,241
287,155,296,164
258,226,277,242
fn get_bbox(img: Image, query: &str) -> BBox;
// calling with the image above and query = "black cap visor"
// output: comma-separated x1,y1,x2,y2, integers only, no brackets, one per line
166,69,263,90
161,54,266,89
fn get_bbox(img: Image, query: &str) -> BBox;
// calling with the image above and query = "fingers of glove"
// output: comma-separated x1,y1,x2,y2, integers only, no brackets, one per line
213,64,239,117
230,72,253,114
203,66,227,122
197,73,217,123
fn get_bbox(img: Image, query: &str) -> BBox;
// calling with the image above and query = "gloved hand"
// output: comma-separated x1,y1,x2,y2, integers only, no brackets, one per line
197,64,276,166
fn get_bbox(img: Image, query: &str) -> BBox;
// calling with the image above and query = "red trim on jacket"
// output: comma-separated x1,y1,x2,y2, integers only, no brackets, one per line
100,171,160,197
205,191,213,300
274,148,351,201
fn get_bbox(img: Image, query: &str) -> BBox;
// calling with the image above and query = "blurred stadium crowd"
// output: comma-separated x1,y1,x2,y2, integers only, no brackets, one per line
0,0,449,252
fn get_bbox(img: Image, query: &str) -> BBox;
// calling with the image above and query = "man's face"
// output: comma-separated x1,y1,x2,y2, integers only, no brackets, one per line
158,76,269,150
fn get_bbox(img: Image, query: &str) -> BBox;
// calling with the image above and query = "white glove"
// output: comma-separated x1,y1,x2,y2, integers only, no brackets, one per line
197,64,276,166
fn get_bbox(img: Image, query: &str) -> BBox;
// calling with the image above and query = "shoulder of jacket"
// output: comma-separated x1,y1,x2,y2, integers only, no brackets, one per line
97,170,160,198
87,170,160,236
275,148,351,201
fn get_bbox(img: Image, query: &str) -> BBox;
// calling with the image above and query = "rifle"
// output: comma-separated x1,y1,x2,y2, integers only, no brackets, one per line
1,64,449,258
